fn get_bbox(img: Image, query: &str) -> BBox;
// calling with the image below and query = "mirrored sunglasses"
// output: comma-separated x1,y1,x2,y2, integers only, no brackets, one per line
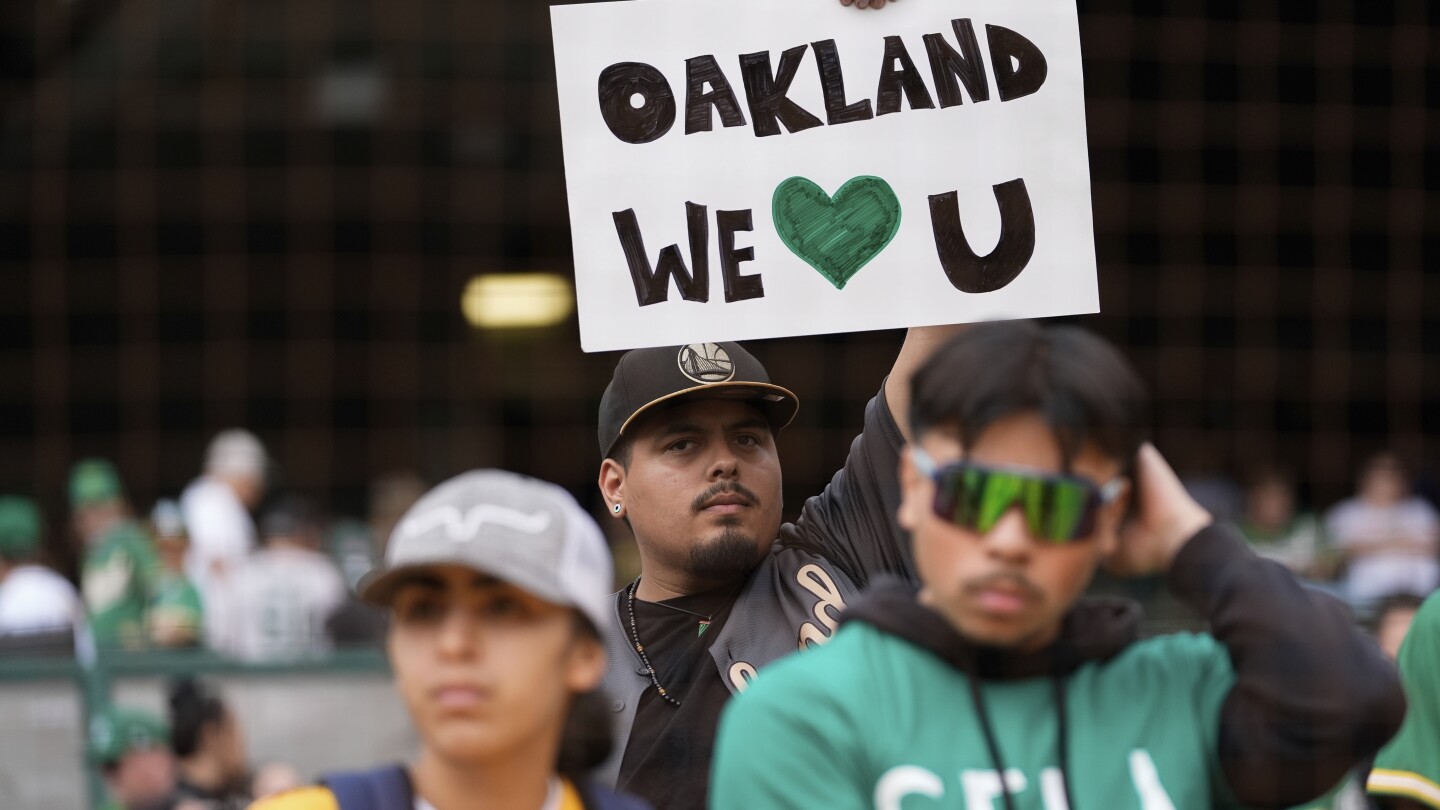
912,449,1125,544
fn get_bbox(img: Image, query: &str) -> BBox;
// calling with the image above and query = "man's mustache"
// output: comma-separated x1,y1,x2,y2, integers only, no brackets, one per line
962,572,1044,602
691,482,761,513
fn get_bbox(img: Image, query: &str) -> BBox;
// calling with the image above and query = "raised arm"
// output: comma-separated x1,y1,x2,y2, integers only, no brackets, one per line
1115,445,1407,807
781,325,968,586
885,325,969,443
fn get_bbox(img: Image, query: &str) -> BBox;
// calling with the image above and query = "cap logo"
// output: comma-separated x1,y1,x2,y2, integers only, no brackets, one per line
400,504,552,543
677,343,736,384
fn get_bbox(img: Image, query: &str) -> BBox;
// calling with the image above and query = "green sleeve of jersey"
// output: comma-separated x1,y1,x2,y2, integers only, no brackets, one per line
177,581,203,616
149,577,204,638
711,656,871,810
125,529,164,600
1369,593,1440,809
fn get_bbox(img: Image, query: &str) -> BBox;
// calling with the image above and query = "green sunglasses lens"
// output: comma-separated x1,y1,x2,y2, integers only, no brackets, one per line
1029,477,1090,542
973,470,1024,533
935,465,1098,543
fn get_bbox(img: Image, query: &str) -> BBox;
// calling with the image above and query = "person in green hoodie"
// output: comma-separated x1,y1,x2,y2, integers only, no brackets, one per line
1369,591,1440,809
712,321,1406,810
73,459,163,648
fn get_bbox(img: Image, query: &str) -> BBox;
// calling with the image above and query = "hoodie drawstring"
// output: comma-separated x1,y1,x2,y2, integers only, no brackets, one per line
1052,675,1075,810
964,672,1077,810
966,671,1017,810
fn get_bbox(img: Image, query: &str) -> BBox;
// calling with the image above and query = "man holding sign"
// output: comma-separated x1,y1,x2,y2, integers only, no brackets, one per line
554,0,1100,803
593,328,956,806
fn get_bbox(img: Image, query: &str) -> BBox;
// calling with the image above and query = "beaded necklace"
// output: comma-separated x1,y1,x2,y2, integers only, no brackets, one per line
626,577,684,706
625,576,736,708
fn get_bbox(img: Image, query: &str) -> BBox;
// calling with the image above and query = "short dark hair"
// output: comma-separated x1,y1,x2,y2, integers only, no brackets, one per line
1372,592,1426,631
167,678,227,759
910,322,1150,471
556,613,613,775
556,689,614,775
607,436,634,470
261,496,320,544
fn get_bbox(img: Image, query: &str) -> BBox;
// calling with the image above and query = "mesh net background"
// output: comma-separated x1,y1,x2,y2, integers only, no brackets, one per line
0,0,1436,574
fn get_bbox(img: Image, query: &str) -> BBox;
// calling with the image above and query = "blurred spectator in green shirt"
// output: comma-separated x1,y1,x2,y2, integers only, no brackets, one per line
147,500,205,649
1240,468,1334,581
72,459,162,649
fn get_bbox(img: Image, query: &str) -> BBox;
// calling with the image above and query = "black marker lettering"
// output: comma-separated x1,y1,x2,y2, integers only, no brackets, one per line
717,209,764,302
739,46,824,137
875,36,935,116
987,25,1047,102
811,39,873,126
929,179,1035,293
684,55,748,134
612,204,710,305
924,19,989,108
598,62,676,144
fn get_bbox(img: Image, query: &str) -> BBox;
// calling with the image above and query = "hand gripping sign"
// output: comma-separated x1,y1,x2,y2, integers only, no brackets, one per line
552,0,1096,352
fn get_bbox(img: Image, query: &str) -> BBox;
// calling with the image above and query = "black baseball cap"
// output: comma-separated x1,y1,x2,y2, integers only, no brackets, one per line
598,342,799,458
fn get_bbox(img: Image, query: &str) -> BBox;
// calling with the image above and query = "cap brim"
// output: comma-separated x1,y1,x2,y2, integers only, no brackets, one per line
612,382,799,452
358,560,576,613
356,566,412,605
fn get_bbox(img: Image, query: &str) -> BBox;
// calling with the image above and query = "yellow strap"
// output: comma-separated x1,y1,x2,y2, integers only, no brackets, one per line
247,785,341,810
254,778,587,810
558,777,586,810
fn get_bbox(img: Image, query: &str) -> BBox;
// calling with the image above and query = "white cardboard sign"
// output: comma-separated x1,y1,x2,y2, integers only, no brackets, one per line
552,0,1096,352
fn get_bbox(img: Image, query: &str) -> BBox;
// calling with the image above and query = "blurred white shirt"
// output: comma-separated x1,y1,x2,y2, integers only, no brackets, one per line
0,564,84,634
1327,496,1440,604
180,475,257,649
218,546,348,662
180,476,257,577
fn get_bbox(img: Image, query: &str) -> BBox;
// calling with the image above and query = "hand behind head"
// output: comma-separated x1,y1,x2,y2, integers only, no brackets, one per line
1105,443,1212,577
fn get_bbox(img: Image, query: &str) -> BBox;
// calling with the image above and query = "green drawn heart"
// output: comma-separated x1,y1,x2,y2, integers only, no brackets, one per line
772,176,902,290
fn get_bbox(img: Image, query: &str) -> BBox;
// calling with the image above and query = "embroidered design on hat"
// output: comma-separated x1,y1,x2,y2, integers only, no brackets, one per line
400,504,552,542
677,343,736,384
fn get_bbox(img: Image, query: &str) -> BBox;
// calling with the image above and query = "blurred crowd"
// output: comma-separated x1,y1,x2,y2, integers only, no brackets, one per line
0,433,1436,810
90,677,300,810
0,432,1435,663
1222,450,1439,617
0,429,428,662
